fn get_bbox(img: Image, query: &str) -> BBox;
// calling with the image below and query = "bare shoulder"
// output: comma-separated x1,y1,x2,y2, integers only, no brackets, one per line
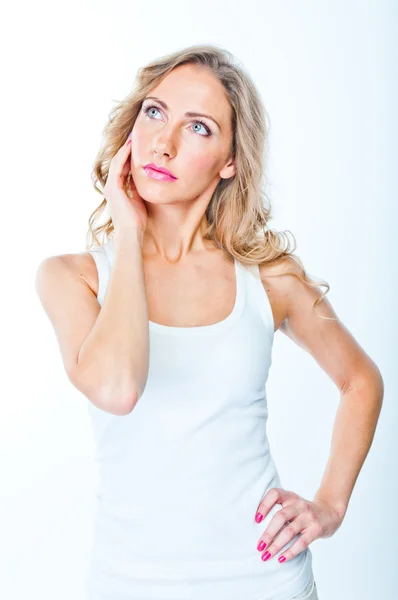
36,251,99,296
257,254,321,332
69,251,99,295
34,250,107,384
258,254,382,392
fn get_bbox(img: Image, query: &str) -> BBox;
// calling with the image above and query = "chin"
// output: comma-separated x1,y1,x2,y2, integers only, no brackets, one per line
135,184,174,204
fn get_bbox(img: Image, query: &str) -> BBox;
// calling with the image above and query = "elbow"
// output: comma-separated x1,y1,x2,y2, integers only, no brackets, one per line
115,389,139,415
67,365,139,415
97,387,139,416
114,376,147,415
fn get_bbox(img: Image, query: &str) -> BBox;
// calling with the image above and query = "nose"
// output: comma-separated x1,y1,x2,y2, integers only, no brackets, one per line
152,144,170,158
152,124,177,158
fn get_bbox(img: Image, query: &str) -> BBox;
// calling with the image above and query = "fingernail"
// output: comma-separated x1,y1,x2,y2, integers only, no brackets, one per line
257,540,266,551
255,512,263,523
278,555,286,563
261,551,271,561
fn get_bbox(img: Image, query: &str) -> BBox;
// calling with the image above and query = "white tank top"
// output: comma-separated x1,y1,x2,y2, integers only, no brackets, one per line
86,238,313,600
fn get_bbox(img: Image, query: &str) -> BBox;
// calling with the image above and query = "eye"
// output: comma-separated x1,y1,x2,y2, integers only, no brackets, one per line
144,105,162,120
190,119,211,137
142,104,212,137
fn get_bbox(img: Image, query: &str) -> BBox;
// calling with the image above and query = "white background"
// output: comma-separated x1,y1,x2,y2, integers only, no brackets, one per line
1,1,396,598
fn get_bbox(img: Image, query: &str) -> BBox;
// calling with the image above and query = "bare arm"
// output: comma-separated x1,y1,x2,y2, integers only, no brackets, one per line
35,228,150,416
313,375,384,519
262,256,384,518
77,228,150,414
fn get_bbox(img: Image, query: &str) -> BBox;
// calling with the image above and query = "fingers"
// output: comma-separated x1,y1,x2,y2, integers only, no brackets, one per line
254,488,307,564
108,133,133,181
257,506,298,550
110,132,132,163
255,487,290,523
263,527,313,565
257,513,304,562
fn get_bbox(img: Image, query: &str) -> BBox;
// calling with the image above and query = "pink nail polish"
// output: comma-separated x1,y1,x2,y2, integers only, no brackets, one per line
255,512,263,523
257,540,266,551
261,551,271,561
278,555,286,563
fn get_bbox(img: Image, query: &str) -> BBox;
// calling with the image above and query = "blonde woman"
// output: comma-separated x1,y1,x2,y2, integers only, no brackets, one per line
35,44,384,600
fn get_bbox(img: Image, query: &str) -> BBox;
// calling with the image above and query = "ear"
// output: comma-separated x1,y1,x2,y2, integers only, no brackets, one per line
219,156,236,180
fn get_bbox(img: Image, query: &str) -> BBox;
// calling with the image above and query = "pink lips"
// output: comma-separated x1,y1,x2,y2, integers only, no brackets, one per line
143,163,177,182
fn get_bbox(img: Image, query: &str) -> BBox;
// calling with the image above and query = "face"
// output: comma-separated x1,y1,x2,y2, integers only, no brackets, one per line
130,63,236,205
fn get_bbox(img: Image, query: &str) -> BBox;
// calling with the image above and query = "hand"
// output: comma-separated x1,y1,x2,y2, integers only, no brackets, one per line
254,488,344,564
103,132,148,234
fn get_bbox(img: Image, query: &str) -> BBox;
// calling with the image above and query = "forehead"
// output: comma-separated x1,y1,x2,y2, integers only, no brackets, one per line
148,64,232,127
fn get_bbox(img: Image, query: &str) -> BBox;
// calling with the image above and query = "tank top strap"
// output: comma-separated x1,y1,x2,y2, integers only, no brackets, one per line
240,262,275,342
88,240,112,307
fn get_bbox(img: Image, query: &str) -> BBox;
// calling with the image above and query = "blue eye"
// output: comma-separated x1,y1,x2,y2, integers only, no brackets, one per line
145,106,161,119
143,104,212,137
190,119,211,136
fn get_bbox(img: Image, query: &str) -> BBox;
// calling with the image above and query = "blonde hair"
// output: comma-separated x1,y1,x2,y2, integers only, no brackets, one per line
87,43,334,320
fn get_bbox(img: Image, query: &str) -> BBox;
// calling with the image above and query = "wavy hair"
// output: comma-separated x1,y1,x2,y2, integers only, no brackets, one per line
87,43,334,320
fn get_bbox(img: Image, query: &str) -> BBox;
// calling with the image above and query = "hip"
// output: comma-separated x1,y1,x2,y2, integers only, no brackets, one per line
291,573,318,600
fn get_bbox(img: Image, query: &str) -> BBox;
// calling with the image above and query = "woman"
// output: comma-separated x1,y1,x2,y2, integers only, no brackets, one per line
35,44,384,600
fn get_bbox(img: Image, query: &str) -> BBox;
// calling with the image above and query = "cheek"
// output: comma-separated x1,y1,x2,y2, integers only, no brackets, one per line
185,152,218,177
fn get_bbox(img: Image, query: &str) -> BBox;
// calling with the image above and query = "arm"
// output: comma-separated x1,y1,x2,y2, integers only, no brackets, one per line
312,373,383,519
77,228,150,412
35,228,150,415
261,257,384,519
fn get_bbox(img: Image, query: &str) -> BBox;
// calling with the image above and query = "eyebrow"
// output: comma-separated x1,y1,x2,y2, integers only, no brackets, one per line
142,96,221,130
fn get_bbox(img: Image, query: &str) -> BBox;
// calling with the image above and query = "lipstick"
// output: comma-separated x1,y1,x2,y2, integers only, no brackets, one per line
143,163,177,182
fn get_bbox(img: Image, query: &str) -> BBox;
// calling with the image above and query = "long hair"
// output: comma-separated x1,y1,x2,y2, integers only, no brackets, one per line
87,43,333,319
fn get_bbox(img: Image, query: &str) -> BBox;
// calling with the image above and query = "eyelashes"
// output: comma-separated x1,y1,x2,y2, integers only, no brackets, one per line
142,104,212,137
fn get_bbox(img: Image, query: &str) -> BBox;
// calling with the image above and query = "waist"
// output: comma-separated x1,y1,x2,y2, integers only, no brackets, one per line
88,539,313,600
89,442,314,598
95,448,284,552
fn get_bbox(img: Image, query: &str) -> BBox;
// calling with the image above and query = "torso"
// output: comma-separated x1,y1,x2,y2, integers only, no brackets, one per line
70,248,288,332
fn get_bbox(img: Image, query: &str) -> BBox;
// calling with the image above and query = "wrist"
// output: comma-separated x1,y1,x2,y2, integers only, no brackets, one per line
114,227,145,248
313,494,347,521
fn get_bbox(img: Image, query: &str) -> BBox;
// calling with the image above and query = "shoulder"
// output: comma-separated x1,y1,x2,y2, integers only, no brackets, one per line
257,254,322,331
35,250,99,296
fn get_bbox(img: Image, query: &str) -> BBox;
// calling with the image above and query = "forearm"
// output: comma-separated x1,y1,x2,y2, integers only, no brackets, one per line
78,228,150,413
313,371,384,519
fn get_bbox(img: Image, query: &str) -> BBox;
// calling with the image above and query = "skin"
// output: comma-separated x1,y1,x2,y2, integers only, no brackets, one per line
127,65,384,564
129,63,236,262
84,63,384,564
254,259,383,564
